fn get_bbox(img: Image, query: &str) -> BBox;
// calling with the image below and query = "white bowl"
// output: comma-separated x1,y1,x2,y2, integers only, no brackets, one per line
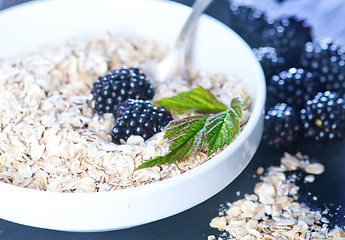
0,0,265,232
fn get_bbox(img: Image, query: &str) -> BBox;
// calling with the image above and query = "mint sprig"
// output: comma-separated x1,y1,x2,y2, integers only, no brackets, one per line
205,101,241,156
136,86,244,170
156,85,228,114
136,114,209,169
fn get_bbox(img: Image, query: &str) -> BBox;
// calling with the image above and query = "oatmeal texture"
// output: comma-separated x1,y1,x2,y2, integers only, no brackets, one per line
209,153,345,239
0,34,249,192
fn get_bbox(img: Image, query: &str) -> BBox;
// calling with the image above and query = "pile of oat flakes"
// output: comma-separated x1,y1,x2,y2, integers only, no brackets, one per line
209,153,345,239
0,33,250,192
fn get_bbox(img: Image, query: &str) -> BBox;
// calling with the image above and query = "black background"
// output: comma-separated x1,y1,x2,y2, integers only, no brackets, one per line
0,0,344,239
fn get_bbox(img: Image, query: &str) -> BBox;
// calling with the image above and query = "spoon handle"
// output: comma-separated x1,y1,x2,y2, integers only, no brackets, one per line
175,0,214,49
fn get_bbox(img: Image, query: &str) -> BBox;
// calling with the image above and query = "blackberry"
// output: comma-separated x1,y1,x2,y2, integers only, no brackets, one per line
92,66,154,115
300,39,345,95
263,103,301,147
267,68,319,110
262,16,313,67
300,91,345,141
111,99,172,144
253,46,287,82
228,3,270,48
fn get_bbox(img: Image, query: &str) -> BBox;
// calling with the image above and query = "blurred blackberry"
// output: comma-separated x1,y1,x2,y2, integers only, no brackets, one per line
300,91,345,141
263,103,301,147
267,68,319,110
262,16,312,67
300,39,345,95
253,46,287,82
92,66,154,115
111,99,172,144
228,3,270,48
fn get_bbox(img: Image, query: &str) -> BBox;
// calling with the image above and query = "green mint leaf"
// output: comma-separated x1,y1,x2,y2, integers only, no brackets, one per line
204,99,242,156
241,96,250,108
155,85,228,114
230,98,243,118
136,98,243,170
135,115,209,170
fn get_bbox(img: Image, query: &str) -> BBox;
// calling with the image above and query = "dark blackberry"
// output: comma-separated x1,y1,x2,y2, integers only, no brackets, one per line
262,16,313,67
253,46,287,82
300,39,345,95
92,66,154,115
300,91,345,141
266,68,319,110
111,99,172,144
263,103,301,147
228,3,270,48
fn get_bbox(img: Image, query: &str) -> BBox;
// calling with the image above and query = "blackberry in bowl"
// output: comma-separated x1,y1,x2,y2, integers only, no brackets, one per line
92,66,154,115
111,99,172,143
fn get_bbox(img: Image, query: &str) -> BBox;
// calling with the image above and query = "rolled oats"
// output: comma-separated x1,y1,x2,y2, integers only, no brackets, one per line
305,162,325,175
0,33,250,193
304,174,315,183
256,167,264,175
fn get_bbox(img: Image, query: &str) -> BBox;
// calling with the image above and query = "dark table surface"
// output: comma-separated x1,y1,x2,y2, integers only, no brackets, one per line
0,0,344,239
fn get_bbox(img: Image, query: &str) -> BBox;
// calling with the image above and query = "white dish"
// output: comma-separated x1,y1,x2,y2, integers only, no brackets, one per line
0,0,265,232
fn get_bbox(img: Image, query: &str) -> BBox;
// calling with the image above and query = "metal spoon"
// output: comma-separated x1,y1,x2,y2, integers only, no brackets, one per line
153,0,214,82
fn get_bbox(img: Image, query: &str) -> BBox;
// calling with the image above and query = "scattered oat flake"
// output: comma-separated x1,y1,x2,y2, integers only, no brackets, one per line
256,167,264,175
210,216,227,231
208,152,345,239
305,162,325,175
281,152,302,171
304,175,315,183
